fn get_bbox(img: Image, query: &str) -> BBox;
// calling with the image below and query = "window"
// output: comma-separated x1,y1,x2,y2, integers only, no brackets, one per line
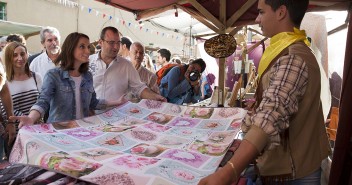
0,2,6,20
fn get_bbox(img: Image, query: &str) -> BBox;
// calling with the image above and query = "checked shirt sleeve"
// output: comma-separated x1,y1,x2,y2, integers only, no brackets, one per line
242,54,309,151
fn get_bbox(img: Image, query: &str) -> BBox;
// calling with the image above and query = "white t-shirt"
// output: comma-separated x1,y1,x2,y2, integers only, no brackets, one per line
71,75,83,119
29,51,56,80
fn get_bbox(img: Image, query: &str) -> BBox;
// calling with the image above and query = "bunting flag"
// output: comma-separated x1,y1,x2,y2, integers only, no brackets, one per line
57,0,184,41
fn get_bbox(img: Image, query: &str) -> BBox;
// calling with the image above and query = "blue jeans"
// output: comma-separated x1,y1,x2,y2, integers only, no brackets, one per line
257,168,321,185
290,169,321,185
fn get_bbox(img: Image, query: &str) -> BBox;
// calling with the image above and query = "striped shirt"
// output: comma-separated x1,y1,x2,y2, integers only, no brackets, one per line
1,74,42,132
242,54,309,150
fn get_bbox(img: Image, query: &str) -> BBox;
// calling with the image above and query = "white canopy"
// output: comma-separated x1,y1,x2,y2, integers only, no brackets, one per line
0,20,42,38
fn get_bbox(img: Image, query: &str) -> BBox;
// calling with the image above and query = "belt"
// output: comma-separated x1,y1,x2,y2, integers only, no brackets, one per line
260,173,293,185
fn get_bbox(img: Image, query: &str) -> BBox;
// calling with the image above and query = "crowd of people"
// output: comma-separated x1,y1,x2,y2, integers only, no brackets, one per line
0,25,211,162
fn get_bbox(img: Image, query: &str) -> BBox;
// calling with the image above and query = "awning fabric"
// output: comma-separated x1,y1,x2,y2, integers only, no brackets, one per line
0,20,42,38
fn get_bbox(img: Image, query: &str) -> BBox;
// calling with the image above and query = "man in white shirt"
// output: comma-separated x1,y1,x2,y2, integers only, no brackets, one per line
29,26,61,79
89,26,165,103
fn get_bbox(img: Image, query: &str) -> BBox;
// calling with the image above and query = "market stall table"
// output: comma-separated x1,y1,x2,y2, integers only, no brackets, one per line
8,100,247,184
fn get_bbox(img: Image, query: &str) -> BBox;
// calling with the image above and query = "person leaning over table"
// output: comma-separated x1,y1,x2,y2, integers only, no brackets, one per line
159,58,206,105
198,0,330,185
10,32,126,128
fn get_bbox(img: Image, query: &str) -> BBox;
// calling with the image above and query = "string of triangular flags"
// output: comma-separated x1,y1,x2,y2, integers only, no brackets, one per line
54,0,183,41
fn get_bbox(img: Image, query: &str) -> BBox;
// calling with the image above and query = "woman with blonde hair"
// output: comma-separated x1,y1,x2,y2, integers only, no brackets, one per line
3,42,42,118
2,42,42,157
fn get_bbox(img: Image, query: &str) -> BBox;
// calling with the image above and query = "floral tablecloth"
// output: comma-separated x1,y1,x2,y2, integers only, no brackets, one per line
9,100,246,185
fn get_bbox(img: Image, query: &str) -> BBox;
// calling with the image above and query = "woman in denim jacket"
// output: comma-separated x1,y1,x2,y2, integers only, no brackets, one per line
10,32,125,127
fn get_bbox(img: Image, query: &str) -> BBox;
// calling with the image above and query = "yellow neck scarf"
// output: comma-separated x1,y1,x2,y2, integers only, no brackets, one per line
258,28,310,77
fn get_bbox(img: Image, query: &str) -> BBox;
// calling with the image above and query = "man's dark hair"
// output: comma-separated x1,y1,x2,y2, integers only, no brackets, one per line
121,36,132,50
265,0,309,27
157,48,171,62
190,58,206,73
100,26,119,40
6,34,26,44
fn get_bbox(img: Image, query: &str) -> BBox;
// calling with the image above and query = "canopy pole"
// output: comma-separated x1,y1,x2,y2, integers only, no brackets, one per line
217,0,226,107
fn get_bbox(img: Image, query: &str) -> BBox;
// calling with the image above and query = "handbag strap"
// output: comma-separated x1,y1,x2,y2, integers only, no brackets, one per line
31,71,39,91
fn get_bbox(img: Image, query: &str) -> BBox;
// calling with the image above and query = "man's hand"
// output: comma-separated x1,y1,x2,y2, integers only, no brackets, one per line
5,123,16,145
109,95,129,107
9,116,35,129
141,88,167,102
190,80,200,87
154,94,167,102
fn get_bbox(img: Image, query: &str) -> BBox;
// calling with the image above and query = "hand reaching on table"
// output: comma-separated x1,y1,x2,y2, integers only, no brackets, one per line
9,115,36,129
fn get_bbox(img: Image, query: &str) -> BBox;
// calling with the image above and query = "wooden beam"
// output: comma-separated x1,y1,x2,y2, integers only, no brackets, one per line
248,27,264,37
218,57,226,106
227,0,257,27
136,4,175,20
176,0,189,5
228,26,243,36
136,0,191,20
328,23,348,35
247,37,268,53
181,6,220,33
194,32,217,38
188,0,224,30
217,0,227,106
219,0,226,25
